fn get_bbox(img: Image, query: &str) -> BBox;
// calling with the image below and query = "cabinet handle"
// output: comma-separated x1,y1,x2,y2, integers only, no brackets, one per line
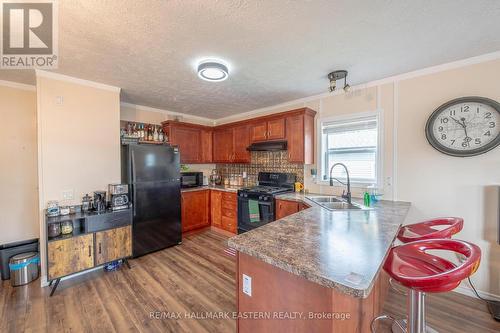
98,243,102,254
88,245,91,257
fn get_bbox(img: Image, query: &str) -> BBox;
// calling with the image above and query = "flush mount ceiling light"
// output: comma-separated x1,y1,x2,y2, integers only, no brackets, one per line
328,70,350,92
197,60,229,82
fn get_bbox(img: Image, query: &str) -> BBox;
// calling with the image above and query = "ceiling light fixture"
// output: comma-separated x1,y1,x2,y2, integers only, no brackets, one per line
328,70,350,92
197,60,229,82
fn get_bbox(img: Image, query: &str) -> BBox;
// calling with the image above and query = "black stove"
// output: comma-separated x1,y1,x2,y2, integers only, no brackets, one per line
237,172,296,234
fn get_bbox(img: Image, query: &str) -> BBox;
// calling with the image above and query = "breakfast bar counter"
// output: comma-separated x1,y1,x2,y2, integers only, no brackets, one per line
228,194,411,332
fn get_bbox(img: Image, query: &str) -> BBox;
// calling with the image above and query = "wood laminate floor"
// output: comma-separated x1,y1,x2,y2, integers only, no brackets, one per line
1,229,499,333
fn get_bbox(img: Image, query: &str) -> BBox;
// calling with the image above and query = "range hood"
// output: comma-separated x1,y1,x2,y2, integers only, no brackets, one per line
247,140,288,151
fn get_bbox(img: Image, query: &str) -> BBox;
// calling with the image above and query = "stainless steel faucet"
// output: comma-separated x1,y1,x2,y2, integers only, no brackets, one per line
329,163,352,204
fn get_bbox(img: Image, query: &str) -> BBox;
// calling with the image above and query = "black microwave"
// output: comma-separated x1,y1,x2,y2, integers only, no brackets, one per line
180,172,203,188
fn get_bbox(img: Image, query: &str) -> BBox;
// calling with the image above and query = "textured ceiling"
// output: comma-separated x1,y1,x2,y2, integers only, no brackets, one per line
1,0,500,119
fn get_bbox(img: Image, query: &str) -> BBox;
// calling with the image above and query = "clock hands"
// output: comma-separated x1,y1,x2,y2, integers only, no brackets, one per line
450,116,471,147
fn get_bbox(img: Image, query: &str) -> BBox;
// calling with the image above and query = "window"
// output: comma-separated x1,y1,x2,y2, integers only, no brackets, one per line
319,112,381,185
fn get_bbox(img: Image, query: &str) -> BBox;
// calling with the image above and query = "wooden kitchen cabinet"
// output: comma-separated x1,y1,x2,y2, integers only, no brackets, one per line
250,117,285,142
276,199,311,220
210,190,222,228
47,234,94,280
276,199,300,220
232,123,251,163
213,127,234,163
210,190,238,234
213,125,251,163
162,121,212,164
181,190,210,232
286,109,315,164
200,128,213,163
95,226,132,266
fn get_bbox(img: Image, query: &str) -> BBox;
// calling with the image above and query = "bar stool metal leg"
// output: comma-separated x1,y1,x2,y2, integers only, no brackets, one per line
391,290,438,333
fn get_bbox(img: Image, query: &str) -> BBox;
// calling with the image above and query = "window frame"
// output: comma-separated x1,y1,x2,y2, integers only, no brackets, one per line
316,110,384,188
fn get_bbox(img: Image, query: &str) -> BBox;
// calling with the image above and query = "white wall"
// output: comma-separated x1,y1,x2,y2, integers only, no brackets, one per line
36,72,121,284
0,83,38,244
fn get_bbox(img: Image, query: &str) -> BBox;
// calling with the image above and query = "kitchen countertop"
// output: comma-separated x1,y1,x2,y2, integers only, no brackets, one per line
181,185,243,193
228,192,411,298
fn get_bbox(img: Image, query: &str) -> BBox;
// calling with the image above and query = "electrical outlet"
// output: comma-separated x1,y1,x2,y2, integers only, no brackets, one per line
242,172,247,178
55,96,64,105
62,190,74,200
242,274,252,296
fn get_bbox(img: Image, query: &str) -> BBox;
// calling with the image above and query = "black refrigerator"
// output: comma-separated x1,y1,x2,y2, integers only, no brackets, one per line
121,144,182,257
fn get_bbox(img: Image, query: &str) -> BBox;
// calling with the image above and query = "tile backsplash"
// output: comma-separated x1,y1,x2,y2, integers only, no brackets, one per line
216,151,304,185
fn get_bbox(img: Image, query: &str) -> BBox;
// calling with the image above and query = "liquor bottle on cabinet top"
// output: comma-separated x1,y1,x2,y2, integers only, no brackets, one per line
148,125,153,141
158,128,164,142
153,126,159,141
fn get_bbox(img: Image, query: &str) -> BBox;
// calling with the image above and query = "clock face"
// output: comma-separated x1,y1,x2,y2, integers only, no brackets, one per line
425,97,500,157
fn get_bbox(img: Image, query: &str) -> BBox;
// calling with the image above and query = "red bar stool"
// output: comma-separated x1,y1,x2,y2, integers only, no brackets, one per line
397,217,463,243
371,238,481,333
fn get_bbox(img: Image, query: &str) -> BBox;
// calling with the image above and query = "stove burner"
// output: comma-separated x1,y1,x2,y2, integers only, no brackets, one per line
240,185,292,195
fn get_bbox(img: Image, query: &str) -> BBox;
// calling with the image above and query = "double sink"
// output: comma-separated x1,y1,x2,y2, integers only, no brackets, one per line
306,195,372,211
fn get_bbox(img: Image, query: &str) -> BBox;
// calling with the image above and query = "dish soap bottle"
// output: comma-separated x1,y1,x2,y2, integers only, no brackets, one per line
364,192,371,206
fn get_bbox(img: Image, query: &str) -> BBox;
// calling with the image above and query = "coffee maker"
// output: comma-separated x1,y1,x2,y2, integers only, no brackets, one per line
93,191,107,212
108,184,130,211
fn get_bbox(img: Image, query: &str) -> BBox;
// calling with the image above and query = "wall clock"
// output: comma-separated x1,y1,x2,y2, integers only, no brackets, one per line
425,96,500,157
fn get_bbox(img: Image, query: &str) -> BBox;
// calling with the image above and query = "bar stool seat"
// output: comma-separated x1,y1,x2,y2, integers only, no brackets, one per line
372,239,481,333
397,217,463,243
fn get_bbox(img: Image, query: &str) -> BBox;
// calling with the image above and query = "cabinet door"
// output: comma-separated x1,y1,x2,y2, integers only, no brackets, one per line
200,129,213,163
210,190,222,228
47,234,94,280
299,202,311,211
286,114,305,163
267,118,286,140
95,226,132,266
233,123,250,163
250,121,268,142
213,128,234,162
171,126,201,163
181,190,210,232
276,199,299,220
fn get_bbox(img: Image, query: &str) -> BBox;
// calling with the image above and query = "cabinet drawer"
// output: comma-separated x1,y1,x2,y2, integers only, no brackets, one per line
222,192,237,201
221,216,237,233
221,199,237,210
86,209,132,233
222,208,236,219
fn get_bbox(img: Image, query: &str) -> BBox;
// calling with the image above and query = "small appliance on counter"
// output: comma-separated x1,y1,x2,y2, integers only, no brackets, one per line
210,169,222,186
108,184,130,211
180,172,203,188
81,194,92,212
93,191,107,212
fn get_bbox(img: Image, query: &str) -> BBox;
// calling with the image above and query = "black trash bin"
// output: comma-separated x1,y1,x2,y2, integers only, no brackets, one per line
0,238,39,280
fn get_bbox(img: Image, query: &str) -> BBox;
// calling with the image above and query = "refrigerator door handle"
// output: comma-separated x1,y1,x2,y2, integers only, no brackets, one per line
131,150,136,183
131,184,137,217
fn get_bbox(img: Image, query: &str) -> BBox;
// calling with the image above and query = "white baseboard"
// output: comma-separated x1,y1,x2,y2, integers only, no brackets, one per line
454,284,500,302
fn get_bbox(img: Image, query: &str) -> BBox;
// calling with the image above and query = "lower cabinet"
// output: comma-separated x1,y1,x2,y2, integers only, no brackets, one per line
210,190,237,234
95,226,132,265
181,189,210,232
47,234,94,280
276,199,310,220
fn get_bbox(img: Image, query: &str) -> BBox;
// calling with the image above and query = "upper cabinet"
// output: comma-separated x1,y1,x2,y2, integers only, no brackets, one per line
286,109,315,164
250,117,285,142
162,121,212,164
162,108,315,165
213,123,251,163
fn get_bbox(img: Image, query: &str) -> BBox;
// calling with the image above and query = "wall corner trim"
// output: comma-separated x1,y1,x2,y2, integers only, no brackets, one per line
35,70,121,93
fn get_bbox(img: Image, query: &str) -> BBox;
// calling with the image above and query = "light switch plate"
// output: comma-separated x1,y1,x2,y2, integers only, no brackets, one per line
242,274,252,296
62,190,74,200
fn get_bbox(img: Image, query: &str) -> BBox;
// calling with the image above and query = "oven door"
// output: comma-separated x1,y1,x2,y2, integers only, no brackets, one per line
237,192,275,233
